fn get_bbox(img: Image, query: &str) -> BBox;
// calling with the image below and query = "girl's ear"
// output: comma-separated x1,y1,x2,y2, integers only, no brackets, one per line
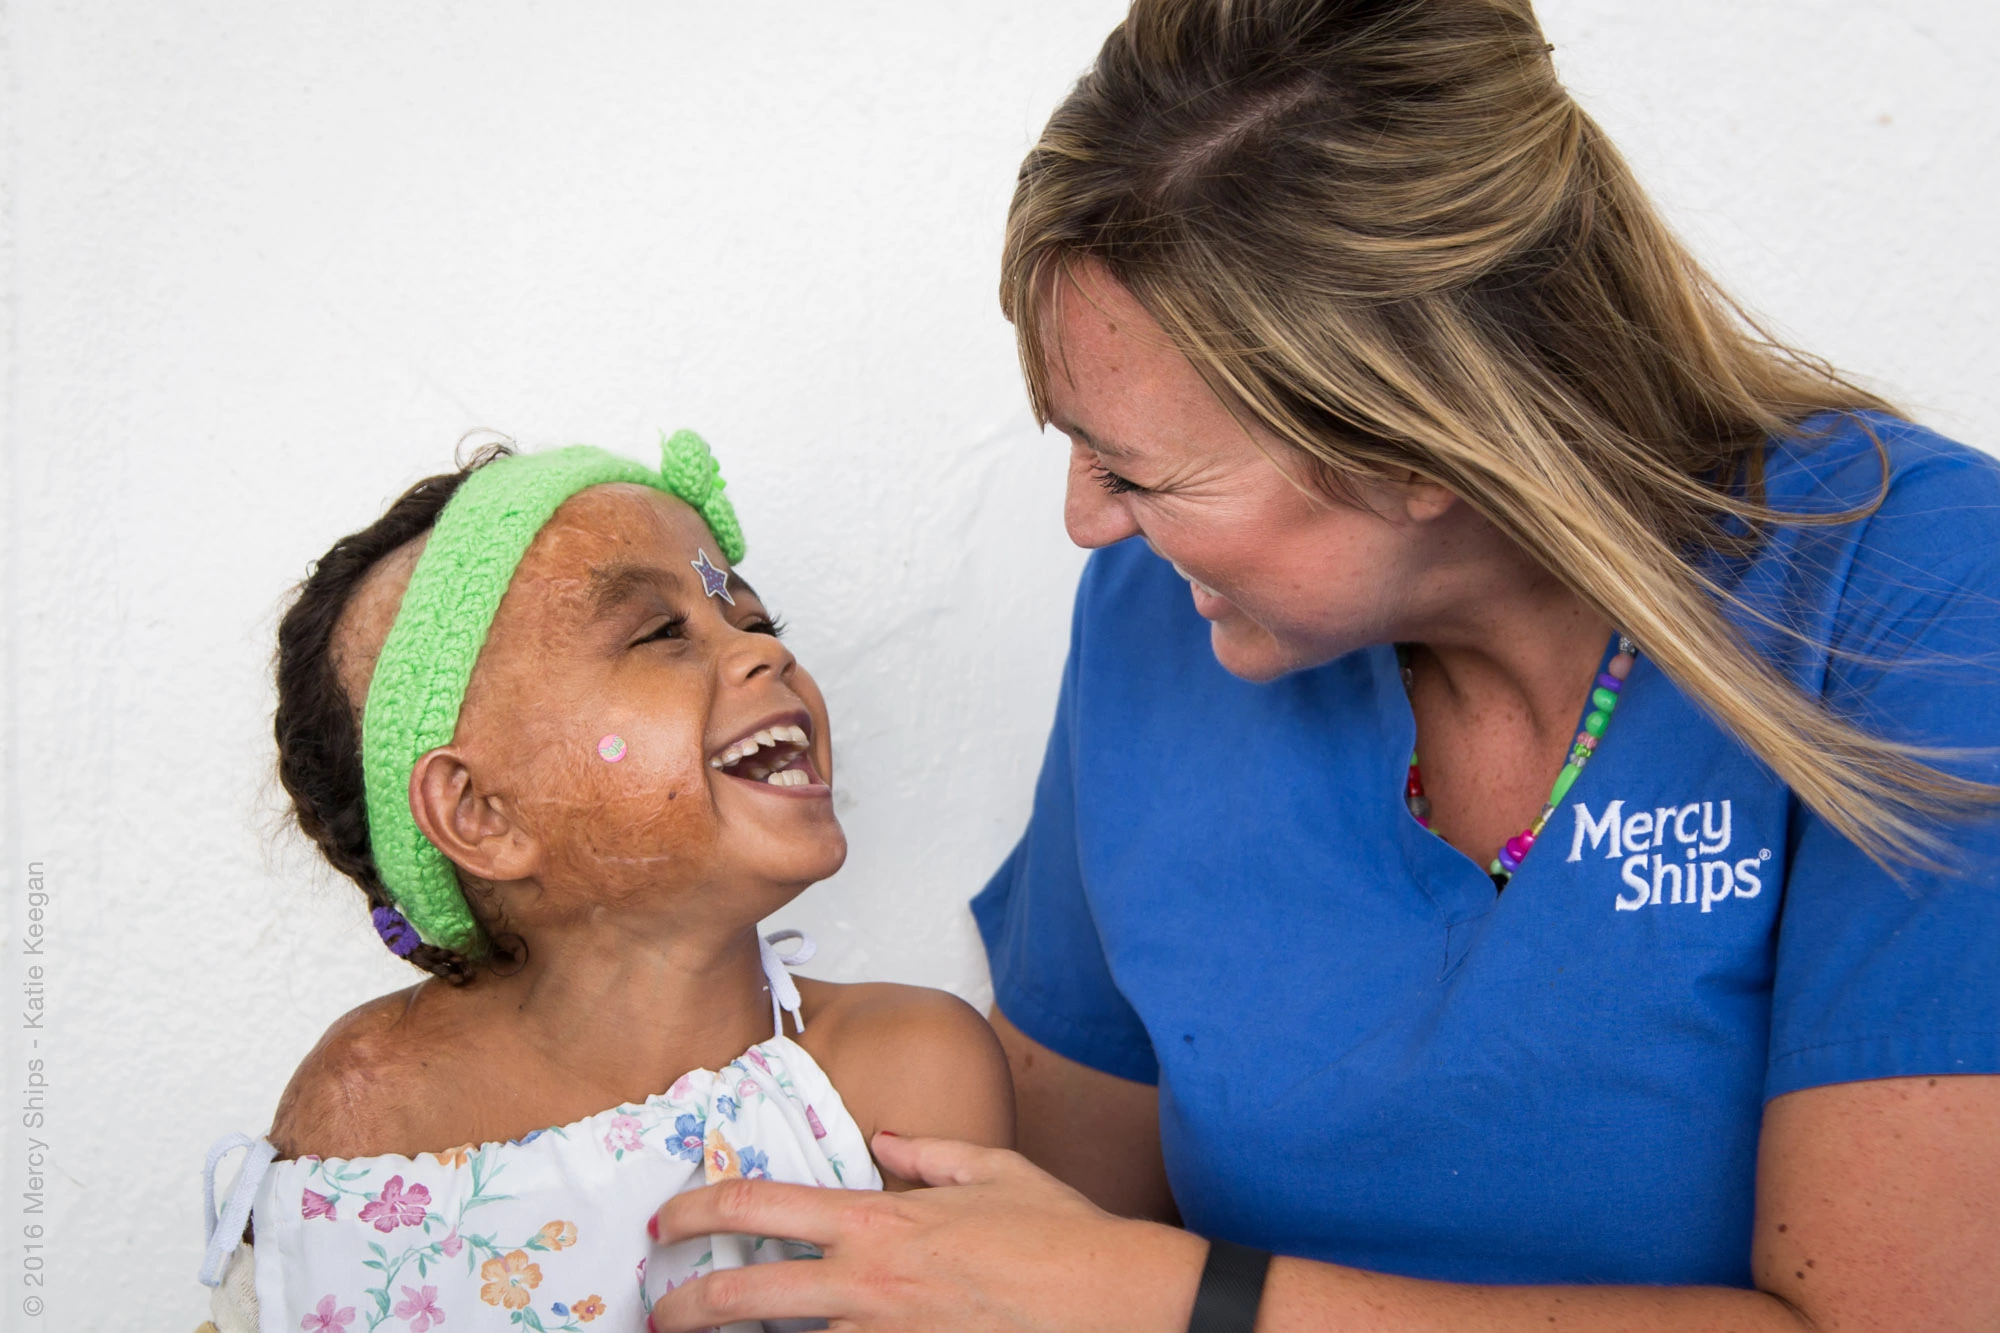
407,747,542,884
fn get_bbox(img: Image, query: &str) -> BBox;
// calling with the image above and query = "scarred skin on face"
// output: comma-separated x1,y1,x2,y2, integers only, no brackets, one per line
270,481,1013,1168
429,483,845,929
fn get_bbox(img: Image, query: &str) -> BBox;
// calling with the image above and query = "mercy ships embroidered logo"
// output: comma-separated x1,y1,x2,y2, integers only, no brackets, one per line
1565,799,1773,913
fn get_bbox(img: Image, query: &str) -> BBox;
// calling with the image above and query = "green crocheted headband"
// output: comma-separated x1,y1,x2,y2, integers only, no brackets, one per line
361,429,746,957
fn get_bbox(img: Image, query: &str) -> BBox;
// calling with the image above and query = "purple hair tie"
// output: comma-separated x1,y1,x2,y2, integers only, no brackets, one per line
372,904,422,958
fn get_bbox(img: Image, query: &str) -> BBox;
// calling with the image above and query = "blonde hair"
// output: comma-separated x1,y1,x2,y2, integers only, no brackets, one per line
1001,0,1997,867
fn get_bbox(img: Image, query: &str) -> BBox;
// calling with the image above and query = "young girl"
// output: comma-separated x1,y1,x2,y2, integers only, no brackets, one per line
197,431,1013,1333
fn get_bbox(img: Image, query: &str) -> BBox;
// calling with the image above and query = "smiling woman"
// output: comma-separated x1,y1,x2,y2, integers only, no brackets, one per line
637,3,2000,1332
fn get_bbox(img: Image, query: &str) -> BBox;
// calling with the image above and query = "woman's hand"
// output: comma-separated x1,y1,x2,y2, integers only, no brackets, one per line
646,1132,1207,1332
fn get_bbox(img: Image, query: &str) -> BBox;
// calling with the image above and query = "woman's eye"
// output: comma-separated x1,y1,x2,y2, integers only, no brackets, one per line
632,615,688,647
746,616,786,639
1090,462,1144,495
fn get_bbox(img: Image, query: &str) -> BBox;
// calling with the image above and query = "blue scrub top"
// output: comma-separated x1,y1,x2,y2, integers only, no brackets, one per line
972,413,2000,1287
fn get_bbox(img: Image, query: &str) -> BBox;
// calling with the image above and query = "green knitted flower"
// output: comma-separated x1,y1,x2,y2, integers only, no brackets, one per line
360,429,745,956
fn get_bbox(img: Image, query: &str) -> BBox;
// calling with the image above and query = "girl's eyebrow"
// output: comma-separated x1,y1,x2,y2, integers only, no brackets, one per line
587,563,683,619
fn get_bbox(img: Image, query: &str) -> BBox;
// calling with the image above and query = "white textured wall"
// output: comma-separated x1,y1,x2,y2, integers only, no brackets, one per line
1,2,1994,1328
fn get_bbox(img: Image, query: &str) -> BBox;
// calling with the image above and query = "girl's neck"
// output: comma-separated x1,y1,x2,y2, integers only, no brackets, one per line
478,918,781,1104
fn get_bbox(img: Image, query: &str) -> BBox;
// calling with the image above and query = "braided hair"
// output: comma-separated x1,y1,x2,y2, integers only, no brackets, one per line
273,446,515,984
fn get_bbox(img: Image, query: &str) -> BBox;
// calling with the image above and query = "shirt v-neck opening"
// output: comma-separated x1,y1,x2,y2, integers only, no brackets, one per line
1382,634,1628,911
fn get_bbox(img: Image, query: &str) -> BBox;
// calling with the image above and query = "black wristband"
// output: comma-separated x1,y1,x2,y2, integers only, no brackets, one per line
1186,1237,1272,1333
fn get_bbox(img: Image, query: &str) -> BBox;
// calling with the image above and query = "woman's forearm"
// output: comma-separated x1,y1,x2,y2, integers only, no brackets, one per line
1256,1258,1808,1333
649,1084,2000,1333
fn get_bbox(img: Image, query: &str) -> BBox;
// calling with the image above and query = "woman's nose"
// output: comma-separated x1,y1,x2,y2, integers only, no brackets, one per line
1064,447,1141,549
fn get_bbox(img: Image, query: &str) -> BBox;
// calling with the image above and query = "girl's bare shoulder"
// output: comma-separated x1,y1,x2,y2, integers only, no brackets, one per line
267,982,482,1161
794,977,1015,1156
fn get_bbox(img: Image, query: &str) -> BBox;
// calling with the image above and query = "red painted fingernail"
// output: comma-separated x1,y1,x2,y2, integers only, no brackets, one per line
647,1214,659,1240
878,1129,898,1137
646,1315,658,1333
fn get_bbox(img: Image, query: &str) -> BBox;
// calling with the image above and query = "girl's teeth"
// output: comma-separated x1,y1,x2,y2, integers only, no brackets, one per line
709,724,815,770
765,769,810,787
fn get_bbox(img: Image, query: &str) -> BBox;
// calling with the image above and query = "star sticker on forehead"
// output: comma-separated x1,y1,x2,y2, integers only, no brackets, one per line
690,548,735,605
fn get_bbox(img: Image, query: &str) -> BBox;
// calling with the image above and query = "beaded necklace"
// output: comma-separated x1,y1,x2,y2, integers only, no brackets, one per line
1399,634,1639,889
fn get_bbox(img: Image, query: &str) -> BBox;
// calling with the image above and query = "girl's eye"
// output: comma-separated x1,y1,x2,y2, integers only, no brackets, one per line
632,615,688,647
745,616,786,639
1089,462,1144,495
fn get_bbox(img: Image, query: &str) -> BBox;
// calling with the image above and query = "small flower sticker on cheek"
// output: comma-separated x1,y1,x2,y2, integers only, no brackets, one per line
597,734,627,763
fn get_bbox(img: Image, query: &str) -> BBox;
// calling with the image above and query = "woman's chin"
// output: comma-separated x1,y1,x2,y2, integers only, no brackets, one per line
1209,618,1312,683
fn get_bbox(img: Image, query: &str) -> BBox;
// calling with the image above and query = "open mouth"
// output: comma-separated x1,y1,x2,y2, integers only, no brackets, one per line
708,717,822,789
1170,559,1221,599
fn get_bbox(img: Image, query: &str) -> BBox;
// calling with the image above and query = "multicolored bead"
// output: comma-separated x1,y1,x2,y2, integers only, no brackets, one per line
1550,762,1583,805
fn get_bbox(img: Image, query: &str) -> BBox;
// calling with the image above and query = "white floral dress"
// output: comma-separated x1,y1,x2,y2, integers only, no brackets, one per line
200,936,879,1333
